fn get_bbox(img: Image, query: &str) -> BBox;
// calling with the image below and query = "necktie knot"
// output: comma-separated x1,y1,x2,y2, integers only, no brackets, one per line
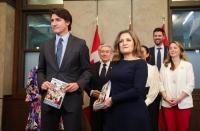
103,64,107,67
157,47,161,50
58,38,63,47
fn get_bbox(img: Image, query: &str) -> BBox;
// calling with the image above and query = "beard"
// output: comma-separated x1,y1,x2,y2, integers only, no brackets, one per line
154,39,163,46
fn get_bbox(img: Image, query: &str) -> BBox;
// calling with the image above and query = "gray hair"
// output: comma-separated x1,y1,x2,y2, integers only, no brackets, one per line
98,44,113,52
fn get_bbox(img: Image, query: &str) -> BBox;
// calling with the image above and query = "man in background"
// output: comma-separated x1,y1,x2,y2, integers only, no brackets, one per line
148,27,168,70
85,44,113,131
148,27,168,131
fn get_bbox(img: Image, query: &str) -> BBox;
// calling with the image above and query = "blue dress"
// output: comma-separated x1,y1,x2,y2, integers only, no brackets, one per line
103,59,151,131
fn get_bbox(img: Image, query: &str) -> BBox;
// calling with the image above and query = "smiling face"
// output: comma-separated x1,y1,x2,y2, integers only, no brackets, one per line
99,46,112,63
169,42,181,59
118,33,134,55
153,31,164,46
51,14,70,36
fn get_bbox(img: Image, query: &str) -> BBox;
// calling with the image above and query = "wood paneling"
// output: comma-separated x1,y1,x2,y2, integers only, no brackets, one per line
189,89,200,131
2,96,29,131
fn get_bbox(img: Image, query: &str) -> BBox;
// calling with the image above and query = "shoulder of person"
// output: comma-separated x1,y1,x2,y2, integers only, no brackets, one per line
149,46,154,50
136,59,147,66
41,38,55,48
90,62,101,71
110,60,119,65
93,61,101,67
181,60,193,68
70,34,85,43
110,61,115,66
148,64,156,69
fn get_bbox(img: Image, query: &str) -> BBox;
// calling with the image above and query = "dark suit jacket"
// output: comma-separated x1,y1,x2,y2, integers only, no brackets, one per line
148,46,168,65
85,61,112,106
37,34,91,112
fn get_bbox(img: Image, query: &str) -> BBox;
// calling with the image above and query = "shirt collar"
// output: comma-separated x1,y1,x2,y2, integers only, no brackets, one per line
155,44,164,49
100,60,111,67
56,32,70,43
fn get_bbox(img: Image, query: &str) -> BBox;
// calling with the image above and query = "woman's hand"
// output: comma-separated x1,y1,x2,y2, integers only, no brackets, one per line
164,96,178,106
103,97,112,108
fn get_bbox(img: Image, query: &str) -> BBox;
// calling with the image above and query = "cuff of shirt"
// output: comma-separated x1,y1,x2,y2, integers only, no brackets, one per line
90,90,94,97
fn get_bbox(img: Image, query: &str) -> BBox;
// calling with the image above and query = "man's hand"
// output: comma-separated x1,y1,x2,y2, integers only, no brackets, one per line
41,81,54,90
92,90,101,99
65,82,79,93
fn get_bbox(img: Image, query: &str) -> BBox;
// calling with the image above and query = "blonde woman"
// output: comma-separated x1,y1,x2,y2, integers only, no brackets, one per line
160,41,194,131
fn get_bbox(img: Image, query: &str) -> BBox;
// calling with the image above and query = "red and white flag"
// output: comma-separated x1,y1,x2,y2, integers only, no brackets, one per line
90,25,100,64
161,24,168,46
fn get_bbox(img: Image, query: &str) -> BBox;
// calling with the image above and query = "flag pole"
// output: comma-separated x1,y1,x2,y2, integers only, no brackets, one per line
129,0,133,31
90,0,101,64
96,0,99,26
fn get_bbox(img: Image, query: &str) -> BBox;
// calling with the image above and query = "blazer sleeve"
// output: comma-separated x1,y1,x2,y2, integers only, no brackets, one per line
182,62,195,95
145,66,160,106
112,60,148,104
159,64,166,92
76,40,92,90
84,67,94,97
37,44,47,93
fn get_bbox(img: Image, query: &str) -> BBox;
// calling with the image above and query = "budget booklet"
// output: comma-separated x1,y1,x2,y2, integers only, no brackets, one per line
93,81,111,110
43,78,69,109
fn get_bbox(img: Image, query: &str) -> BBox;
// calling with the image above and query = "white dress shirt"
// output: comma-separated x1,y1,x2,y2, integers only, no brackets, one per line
160,60,195,109
98,60,111,76
145,64,161,106
90,60,111,96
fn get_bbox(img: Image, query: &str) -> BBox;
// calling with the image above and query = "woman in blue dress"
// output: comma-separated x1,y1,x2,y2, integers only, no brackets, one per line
103,30,151,131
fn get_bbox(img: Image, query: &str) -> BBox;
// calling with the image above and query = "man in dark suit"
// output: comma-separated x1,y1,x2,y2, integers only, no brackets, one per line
85,44,113,131
148,27,168,131
37,8,91,131
148,27,168,69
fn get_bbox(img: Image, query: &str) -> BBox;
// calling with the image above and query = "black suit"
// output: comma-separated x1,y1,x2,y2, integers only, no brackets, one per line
148,46,168,66
85,61,112,131
147,46,168,131
37,34,91,131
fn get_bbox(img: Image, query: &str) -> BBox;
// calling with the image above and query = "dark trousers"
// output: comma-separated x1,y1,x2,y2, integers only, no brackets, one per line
41,105,81,131
90,106,103,131
144,88,161,131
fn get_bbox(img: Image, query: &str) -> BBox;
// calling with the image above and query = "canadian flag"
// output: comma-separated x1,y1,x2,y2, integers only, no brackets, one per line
161,24,168,46
90,25,101,64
